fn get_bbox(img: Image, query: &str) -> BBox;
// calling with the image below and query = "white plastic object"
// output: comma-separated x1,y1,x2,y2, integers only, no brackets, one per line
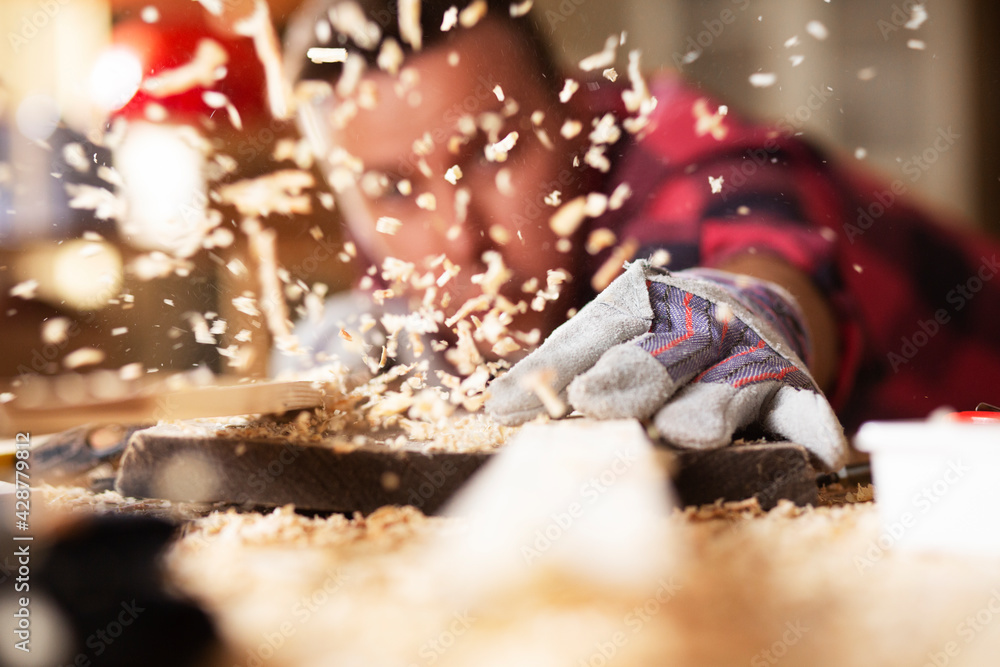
855,420,1000,555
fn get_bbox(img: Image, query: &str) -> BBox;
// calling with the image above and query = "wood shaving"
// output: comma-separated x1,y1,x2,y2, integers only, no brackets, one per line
579,35,618,72
203,227,235,250
142,39,228,98
441,6,458,31
436,259,461,287
459,0,488,28
376,217,403,235
519,367,567,418
444,165,463,184
454,187,471,225
144,103,168,121
444,321,484,375
65,183,123,221
846,484,876,503
549,196,588,237
315,16,332,42
217,170,314,217
495,168,514,196
534,126,554,150
488,225,511,245
559,79,579,104
584,192,608,217
116,363,144,382
63,347,106,370
531,269,571,311
509,0,533,17
560,120,582,139
187,313,216,345
649,248,671,268
415,193,437,211
377,38,404,75
273,138,314,170
749,72,777,88
592,238,640,291
445,295,492,328
470,251,512,297
399,0,422,50
381,258,416,285
9,280,39,300
232,295,260,318
307,47,348,63
492,337,521,356
586,228,617,255
226,259,248,277
906,4,928,30
129,252,195,281
62,143,90,173
806,20,829,41
584,144,611,172
202,90,242,130
609,182,632,210
328,1,382,49
337,54,367,99
485,131,519,162
589,113,622,145
622,51,656,135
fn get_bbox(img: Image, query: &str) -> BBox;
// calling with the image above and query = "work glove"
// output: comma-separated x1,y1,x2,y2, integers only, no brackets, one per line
486,260,848,471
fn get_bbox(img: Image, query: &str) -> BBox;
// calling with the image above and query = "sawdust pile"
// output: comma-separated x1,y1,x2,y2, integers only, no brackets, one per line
159,498,1000,667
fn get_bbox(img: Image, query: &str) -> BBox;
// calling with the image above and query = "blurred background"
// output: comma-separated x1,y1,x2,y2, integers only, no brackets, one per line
0,0,996,389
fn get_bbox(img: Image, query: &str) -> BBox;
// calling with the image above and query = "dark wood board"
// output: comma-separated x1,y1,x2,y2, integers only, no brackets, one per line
672,442,818,510
115,425,818,513
116,426,492,515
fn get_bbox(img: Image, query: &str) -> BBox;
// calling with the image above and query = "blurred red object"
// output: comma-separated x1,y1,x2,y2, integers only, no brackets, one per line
106,5,270,132
948,411,1000,423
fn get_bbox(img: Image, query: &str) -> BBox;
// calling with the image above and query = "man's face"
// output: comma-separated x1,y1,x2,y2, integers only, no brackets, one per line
323,19,595,339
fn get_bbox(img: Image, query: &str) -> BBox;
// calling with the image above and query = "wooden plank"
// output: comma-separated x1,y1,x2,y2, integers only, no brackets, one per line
116,426,491,515
0,381,326,437
116,424,817,513
671,442,818,510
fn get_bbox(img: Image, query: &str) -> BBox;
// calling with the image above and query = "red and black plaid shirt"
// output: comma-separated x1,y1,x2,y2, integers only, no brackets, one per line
582,74,1000,431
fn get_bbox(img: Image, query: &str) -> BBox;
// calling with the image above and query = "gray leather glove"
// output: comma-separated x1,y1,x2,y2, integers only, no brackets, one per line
486,260,848,471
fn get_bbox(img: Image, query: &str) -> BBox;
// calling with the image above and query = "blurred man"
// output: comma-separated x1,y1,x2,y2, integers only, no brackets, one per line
278,0,1000,458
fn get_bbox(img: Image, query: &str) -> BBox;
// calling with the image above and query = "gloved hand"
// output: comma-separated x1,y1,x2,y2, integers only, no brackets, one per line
486,260,848,471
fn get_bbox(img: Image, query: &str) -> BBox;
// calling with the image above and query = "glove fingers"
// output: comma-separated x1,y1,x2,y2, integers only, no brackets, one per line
486,301,652,426
762,385,849,471
654,381,780,450
567,339,677,420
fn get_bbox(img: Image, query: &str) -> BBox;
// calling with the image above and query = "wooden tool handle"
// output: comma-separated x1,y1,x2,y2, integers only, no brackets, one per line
0,381,325,436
